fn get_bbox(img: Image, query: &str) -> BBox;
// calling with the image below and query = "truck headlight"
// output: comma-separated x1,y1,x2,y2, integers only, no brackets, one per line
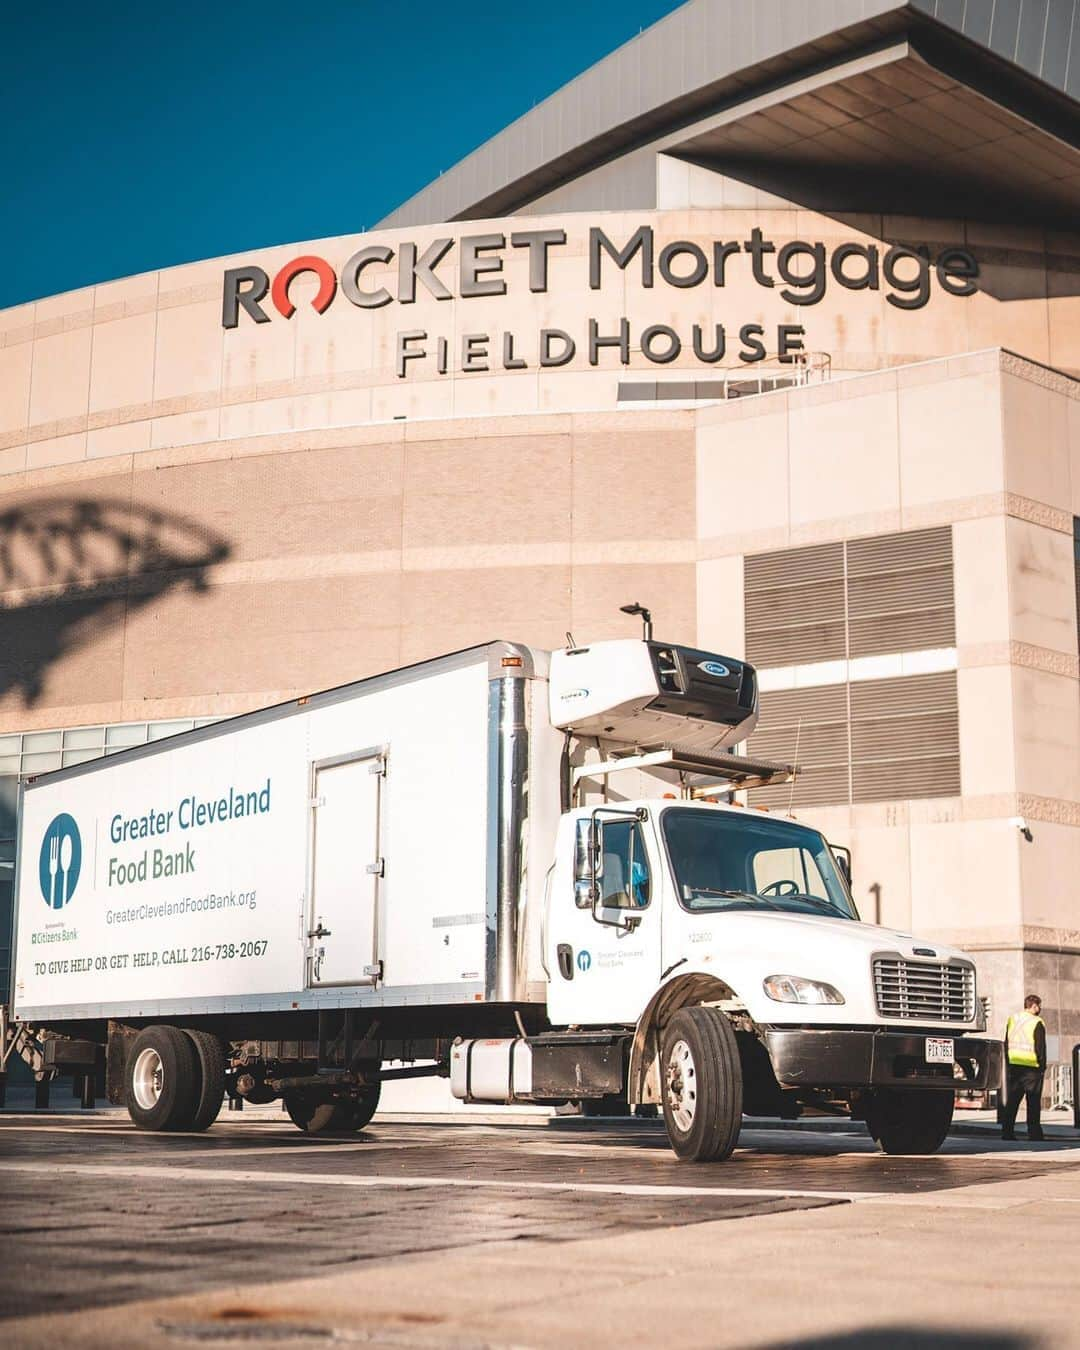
763,974,845,1005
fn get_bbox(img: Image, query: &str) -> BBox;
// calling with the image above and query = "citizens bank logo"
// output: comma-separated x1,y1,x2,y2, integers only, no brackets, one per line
39,814,83,909
698,661,731,678
576,949,592,973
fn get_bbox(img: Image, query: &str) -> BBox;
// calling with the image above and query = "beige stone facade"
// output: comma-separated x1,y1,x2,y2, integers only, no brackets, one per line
1,207,1078,1054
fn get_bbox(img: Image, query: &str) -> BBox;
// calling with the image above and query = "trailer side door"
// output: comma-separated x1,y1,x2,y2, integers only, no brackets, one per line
307,750,383,986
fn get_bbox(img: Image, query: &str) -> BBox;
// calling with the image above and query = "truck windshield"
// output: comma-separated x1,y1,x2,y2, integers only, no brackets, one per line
661,808,857,921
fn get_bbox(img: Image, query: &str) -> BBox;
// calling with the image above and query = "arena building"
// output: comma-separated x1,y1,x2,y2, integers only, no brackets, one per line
2,0,1079,1063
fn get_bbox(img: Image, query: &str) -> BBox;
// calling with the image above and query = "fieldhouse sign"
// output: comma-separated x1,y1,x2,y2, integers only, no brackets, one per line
222,224,980,376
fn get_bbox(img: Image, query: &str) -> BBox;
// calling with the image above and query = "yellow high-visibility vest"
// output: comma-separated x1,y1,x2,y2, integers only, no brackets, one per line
1005,1010,1044,1068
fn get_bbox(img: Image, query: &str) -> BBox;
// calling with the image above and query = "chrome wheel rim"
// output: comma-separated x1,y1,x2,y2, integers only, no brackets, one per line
132,1047,164,1110
665,1038,697,1133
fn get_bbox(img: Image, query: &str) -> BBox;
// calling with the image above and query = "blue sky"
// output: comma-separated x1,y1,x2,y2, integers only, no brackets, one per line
2,1,682,310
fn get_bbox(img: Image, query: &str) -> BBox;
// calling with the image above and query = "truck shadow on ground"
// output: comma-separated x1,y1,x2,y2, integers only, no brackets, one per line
0,496,230,707
764,1331,1033,1349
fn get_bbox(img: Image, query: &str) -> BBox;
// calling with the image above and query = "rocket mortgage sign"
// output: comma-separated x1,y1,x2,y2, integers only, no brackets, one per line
221,223,980,377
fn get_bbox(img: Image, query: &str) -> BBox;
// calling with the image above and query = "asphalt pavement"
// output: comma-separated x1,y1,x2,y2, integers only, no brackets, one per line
1,1103,1078,1349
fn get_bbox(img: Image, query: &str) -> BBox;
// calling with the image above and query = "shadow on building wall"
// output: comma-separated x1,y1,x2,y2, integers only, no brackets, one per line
0,497,231,707
677,154,1080,305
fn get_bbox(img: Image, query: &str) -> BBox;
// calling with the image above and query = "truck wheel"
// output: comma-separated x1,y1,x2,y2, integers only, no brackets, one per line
660,1006,742,1162
867,1088,954,1155
125,1025,200,1131
183,1030,226,1132
345,1081,381,1130
284,1092,342,1133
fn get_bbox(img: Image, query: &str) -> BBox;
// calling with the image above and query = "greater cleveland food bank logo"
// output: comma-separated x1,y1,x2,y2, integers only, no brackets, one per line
39,813,83,909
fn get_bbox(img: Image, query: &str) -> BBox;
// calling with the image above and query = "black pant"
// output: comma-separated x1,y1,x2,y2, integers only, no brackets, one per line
1002,1066,1044,1136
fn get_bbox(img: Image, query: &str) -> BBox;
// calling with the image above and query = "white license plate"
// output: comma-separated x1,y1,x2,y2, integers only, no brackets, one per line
925,1037,955,1065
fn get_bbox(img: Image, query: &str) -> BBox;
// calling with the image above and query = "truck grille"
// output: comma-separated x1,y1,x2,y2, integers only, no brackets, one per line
873,957,975,1022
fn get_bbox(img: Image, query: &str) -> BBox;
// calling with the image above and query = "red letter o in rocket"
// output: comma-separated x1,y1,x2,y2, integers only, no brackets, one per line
271,256,337,319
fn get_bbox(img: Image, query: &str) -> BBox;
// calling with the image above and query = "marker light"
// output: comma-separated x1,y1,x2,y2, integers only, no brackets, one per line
763,974,845,1005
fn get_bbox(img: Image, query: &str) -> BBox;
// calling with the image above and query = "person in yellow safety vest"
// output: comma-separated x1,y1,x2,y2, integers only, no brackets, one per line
1001,993,1046,1142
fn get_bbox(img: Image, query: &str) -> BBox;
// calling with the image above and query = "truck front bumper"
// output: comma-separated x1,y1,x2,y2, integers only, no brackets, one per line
763,1028,1004,1092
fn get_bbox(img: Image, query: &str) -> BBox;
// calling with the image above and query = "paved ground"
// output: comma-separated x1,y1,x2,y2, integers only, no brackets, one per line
1,1105,1078,1348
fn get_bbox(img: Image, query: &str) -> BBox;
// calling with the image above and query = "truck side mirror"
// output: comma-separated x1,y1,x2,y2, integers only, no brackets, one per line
574,819,603,909
573,811,641,931
574,819,603,883
831,844,852,888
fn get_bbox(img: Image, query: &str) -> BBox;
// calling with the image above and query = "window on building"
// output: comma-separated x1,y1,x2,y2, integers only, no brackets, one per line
0,717,219,780
0,716,219,1000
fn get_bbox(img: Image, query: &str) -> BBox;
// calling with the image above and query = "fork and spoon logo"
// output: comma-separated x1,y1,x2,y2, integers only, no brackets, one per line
39,814,83,909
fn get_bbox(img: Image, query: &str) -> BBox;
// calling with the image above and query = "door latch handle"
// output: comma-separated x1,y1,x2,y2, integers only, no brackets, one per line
556,943,574,981
308,923,332,939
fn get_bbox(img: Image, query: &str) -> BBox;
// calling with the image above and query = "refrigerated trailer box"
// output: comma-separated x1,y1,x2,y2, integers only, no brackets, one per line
12,643,559,1020
5,637,1003,1160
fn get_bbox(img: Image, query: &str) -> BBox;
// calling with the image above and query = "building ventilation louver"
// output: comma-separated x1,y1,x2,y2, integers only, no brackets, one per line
744,527,960,808
745,527,954,670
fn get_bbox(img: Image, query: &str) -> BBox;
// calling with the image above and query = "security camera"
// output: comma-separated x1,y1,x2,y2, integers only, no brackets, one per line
1007,816,1033,843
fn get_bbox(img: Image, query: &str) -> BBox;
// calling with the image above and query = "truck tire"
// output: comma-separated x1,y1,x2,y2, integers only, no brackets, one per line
125,1025,201,1131
183,1030,226,1132
284,1084,380,1134
660,1006,742,1162
345,1081,381,1130
284,1092,343,1133
867,1087,954,1155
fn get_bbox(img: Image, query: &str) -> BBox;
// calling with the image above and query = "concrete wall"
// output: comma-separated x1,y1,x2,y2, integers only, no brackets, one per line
694,349,1080,1048
0,409,697,731
1,209,1077,485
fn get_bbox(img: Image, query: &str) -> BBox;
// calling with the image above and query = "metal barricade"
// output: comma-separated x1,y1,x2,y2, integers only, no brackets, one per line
1049,1060,1073,1111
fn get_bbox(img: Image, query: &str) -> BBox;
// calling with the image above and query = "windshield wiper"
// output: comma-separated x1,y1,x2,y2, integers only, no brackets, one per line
782,892,846,916
684,887,782,910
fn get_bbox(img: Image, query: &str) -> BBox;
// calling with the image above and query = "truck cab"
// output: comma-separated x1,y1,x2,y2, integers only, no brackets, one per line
543,798,994,1144
526,636,999,1160
532,791,997,1160
545,798,863,1028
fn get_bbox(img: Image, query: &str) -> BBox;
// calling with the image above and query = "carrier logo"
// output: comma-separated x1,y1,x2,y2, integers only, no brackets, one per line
576,949,592,973
39,814,83,909
698,661,731,678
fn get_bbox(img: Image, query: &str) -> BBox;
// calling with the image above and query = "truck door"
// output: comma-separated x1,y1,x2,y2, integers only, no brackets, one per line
546,815,662,1027
307,750,384,987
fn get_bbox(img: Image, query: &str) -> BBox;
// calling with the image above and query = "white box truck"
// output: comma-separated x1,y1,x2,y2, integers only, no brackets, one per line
2,634,1002,1160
